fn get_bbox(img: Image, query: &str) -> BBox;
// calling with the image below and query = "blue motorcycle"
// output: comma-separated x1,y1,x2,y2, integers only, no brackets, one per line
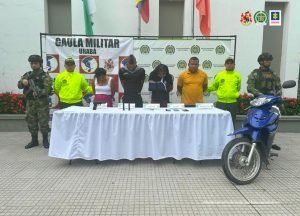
222,80,296,185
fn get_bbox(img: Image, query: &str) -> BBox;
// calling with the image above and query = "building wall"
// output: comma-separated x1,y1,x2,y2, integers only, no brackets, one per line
0,0,46,92
280,0,300,97
0,0,299,97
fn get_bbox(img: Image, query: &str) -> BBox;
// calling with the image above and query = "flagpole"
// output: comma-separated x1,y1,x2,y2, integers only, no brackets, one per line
138,12,141,37
192,0,195,38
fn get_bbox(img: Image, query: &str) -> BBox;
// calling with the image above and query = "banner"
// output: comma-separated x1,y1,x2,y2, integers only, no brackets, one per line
43,35,133,106
133,38,234,103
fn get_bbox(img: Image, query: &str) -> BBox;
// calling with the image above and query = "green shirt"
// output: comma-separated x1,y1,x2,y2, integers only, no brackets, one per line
208,70,241,103
54,70,93,104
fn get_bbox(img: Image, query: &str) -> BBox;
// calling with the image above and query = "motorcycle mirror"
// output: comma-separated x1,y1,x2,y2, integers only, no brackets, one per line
282,80,296,89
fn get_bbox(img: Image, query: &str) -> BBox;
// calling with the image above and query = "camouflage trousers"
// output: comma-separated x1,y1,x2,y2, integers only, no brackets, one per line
25,98,50,135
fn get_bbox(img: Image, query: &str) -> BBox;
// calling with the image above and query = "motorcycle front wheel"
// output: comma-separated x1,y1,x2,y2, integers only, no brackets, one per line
222,137,262,185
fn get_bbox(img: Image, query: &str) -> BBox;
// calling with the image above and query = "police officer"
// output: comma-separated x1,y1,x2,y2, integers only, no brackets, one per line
54,57,93,109
17,55,53,149
247,53,282,97
208,58,241,127
247,53,282,150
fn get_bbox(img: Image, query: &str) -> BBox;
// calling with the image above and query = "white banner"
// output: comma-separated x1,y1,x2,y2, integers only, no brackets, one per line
133,38,234,103
44,35,133,76
42,35,133,106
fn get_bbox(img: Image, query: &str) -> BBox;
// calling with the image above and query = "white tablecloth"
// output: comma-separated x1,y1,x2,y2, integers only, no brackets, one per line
49,107,234,160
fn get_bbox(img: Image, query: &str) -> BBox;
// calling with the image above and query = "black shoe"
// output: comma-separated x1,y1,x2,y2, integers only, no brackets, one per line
272,144,281,151
42,133,49,149
25,134,39,149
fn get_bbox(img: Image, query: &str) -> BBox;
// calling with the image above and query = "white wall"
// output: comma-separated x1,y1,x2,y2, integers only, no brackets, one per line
187,0,265,95
280,0,300,97
72,0,140,36
0,0,46,92
72,0,159,36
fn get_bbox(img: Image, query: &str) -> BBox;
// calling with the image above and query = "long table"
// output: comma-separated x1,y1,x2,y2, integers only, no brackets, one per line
49,106,234,161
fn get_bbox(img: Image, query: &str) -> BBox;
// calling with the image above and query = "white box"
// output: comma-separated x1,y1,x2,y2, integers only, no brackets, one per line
196,103,214,109
118,103,136,109
167,103,185,108
143,103,160,109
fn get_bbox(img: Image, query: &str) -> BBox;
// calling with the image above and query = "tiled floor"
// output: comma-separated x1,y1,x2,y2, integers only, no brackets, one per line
0,132,300,215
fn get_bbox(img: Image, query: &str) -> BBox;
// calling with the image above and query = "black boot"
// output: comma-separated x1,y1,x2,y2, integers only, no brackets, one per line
42,133,49,149
272,144,281,151
25,134,39,149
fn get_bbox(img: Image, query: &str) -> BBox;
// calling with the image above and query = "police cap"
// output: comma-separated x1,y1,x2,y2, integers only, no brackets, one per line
65,57,75,65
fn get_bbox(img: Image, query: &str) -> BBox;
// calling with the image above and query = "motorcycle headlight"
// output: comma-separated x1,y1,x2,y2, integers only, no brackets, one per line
250,97,272,107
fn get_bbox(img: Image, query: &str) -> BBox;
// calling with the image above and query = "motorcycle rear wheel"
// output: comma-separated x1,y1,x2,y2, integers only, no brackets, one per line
222,137,262,185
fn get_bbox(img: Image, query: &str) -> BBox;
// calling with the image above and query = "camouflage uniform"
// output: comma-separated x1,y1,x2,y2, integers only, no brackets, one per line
18,69,53,147
247,68,282,97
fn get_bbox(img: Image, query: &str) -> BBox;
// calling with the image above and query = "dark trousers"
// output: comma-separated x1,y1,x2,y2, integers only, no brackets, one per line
215,101,238,128
59,101,83,109
123,94,143,107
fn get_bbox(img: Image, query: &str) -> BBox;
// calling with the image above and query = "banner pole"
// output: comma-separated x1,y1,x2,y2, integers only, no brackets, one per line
40,33,43,57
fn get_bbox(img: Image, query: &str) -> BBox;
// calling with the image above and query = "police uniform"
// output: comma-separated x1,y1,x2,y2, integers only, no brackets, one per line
54,57,93,109
17,57,53,149
247,68,282,97
208,68,241,127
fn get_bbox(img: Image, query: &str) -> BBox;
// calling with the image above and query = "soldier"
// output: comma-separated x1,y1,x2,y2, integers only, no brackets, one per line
247,53,282,97
247,52,282,150
18,55,53,149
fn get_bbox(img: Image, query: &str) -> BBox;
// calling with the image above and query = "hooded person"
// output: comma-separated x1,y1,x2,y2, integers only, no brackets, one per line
148,64,173,107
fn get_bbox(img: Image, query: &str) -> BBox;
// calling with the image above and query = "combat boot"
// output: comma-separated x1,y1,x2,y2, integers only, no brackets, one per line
25,134,39,149
42,133,49,149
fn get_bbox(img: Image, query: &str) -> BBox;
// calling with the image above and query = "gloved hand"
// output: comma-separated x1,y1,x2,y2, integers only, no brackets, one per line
83,94,93,103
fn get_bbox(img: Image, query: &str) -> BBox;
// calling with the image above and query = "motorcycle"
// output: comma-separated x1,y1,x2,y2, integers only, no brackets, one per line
222,80,297,185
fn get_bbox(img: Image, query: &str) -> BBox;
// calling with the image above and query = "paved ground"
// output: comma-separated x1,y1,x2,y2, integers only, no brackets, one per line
0,132,300,216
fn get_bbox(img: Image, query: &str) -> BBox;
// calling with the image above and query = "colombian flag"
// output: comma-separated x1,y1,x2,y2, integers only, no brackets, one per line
135,0,150,23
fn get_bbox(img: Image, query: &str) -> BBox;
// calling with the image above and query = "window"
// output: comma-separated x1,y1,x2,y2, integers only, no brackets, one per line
47,0,72,34
159,0,184,37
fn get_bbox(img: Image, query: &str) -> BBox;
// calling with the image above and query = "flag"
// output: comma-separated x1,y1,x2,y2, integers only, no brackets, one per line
196,0,211,36
83,0,96,35
135,0,150,23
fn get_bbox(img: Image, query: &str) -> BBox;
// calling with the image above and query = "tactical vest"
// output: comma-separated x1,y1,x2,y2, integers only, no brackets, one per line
254,69,276,94
23,70,47,99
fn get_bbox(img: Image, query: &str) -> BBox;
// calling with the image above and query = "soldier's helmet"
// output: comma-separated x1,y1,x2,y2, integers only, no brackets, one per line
28,55,43,64
257,53,273,63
